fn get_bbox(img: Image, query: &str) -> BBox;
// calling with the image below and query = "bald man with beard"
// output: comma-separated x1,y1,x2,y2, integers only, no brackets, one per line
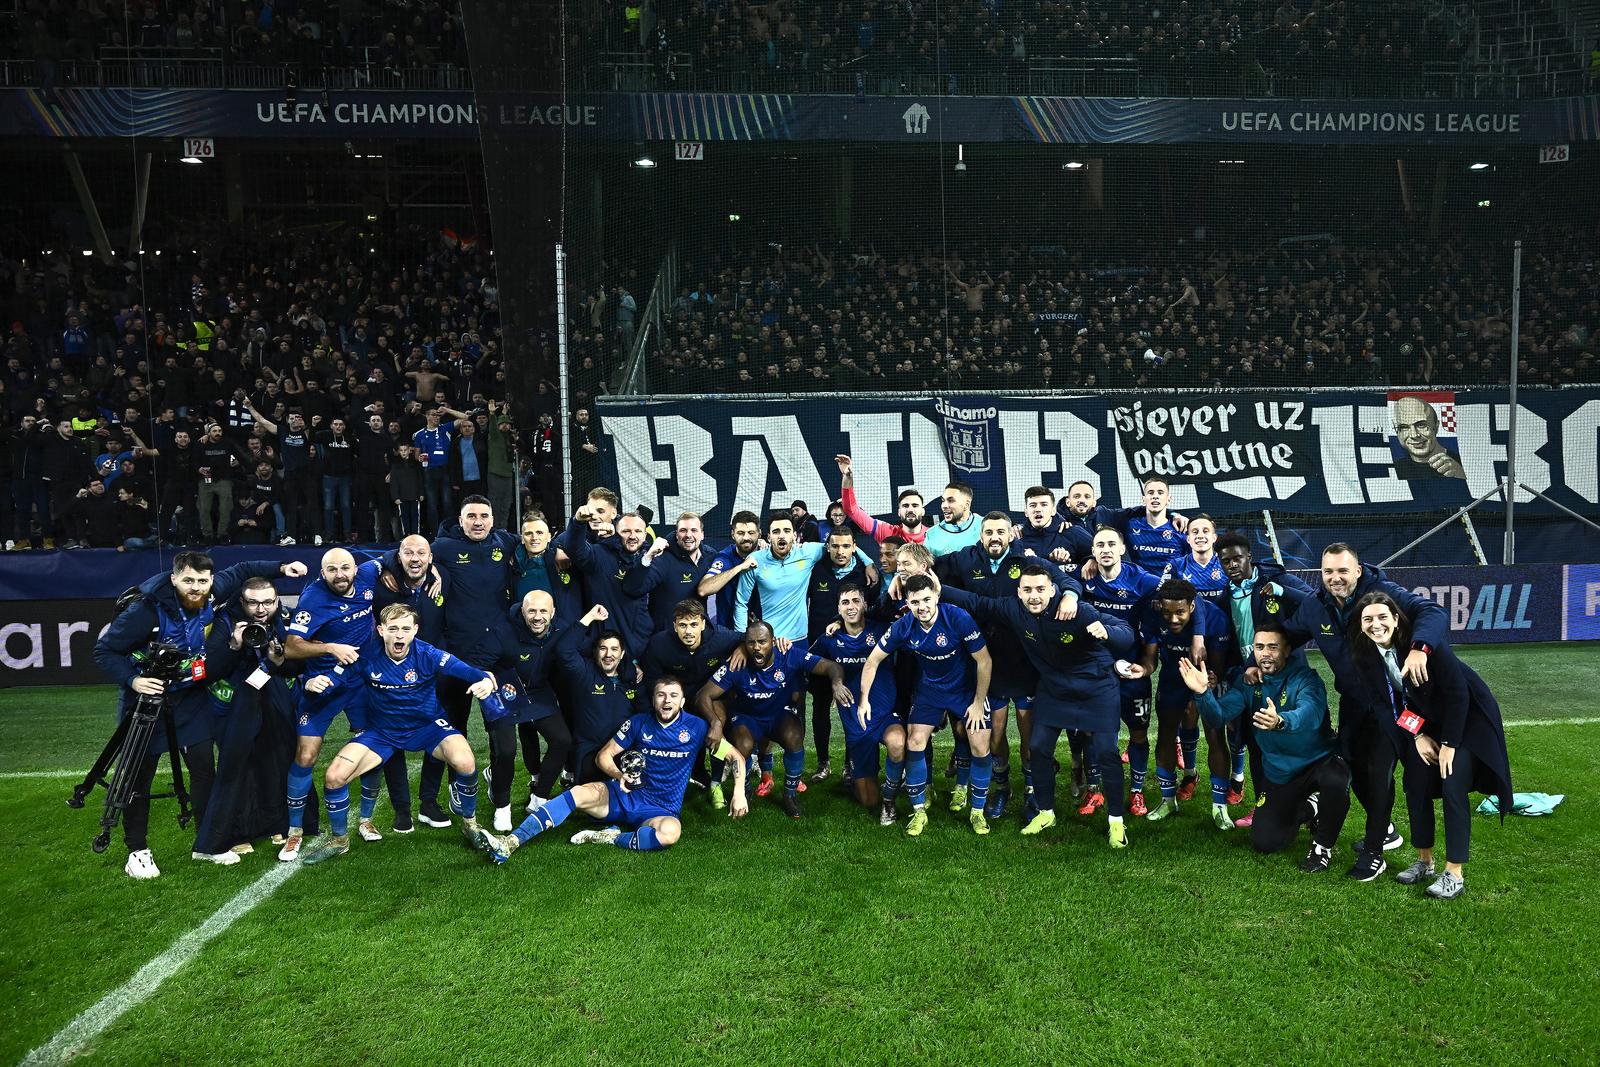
1391,396,1465,480
280,548,412,859
377,534,450,645
484,589,579,827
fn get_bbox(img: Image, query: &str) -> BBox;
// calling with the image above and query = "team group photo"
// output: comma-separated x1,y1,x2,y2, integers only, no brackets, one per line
2,0,1598,1063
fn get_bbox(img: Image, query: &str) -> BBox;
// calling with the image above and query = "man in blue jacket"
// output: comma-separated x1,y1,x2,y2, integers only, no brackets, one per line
624,511,714,634
416,495,518,827
557,503,653,655
93,551,308,879
1281,542,1449,880
1185,624,1352,874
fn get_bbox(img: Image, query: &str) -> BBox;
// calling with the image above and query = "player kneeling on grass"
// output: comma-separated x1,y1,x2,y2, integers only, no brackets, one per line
1179,625,1352,874
479,677,749,860
297,604,496,864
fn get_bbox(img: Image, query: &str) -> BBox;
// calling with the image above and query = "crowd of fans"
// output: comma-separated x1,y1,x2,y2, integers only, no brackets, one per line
598,0,1480,96
11,0,469,84
0,221,607,552
636,227,1599,394
7,0,1504,99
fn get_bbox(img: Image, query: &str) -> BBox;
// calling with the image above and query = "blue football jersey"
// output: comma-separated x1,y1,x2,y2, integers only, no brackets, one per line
879,603,987,710
612,710,709,812
1162,553,1229,609
344,636,488,732
709,643,819,719
1082,563,1163,625
1126,515,1188,575
1140,599,1231,693
286,559,382,673
812,625,897,712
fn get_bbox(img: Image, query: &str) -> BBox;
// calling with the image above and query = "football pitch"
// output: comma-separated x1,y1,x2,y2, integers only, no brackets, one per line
2,644,1596,1066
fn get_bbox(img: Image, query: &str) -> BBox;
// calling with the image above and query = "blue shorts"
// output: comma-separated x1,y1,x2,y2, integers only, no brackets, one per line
908,697,989,730
1155,685,1195,718
840,708,898,780
1120,692,1152,730
603,779,679,828
988,695,1032,717
296,685,369,738
728,710,797,748
357,720,461,763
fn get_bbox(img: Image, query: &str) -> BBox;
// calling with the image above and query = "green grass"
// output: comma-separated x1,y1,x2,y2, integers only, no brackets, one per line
2,645,1596,1065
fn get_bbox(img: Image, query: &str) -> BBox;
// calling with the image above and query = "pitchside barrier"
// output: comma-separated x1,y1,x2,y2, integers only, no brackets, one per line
3,545,1596,688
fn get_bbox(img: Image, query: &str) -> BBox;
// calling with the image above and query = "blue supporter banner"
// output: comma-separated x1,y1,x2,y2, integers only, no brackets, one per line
597,387,1600,533
2,88,1597,145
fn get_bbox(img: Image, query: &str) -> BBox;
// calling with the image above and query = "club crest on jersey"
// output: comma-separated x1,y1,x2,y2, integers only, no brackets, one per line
560,572,571,585
405,669,418,682
1117,588,1128,598
433,594,444,606
624,689,636,700
1162,530,1173,539
1266,597,1280,614
774,670,786,683
491,548,504,562
866,634,877,646
1059,632,1075,644
500,683,518,700
364,590,373,600
934,633,948,647
678,730,690,742
1007,564,1021,580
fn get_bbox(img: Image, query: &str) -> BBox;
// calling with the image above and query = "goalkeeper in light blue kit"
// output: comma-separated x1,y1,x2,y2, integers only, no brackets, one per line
477,676,750,860
297,603,496,864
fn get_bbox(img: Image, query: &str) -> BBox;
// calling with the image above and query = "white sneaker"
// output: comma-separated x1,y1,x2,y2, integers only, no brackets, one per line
4,539,14,551
277,535,296,546
277,830,304,862
313,534,324,546
125,849,160,879
570,826,622,846
493,805,513,833
191,850,241,865
357,818,383,843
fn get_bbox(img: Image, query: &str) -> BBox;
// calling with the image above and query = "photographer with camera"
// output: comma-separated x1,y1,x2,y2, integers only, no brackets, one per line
92,552,309,879
192,577,319,862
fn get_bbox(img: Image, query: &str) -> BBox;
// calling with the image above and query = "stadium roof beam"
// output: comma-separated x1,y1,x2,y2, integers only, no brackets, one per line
61,147,115,265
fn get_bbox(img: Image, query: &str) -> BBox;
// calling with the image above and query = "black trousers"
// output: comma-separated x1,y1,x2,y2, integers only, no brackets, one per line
808,673,833,767
1250,754,1352,854
1400,738,1478,865
486,715,572,806
282,473,320,540
419,676,474,805
1340,705,1397,852
1032,722,1125,817
124,741,216,852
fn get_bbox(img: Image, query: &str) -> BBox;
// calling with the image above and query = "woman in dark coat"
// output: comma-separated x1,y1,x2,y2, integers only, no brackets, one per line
1349,591,1512,899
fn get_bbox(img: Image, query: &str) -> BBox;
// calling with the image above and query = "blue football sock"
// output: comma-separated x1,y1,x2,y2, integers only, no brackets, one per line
1023,763,1035,794
969,754,993,810
906,751,929,808
953,735,972,786
922,747,935,780
287,764,313,831
782,750,804,798
359,770,381,821
883,757,904,799
759,751,774,775
1156,767,1177,800
1231,747,1247,782
450,770,478,819
326,784,350,837
1128,741,1150,792
616,825,664,851
512,790,577,844
1178,727,1199,773
1211,774,1230,805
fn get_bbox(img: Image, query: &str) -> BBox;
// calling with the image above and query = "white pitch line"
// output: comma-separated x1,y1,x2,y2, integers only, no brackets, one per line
0,770,82,779
1503,716,1600,728
18,862,299,1067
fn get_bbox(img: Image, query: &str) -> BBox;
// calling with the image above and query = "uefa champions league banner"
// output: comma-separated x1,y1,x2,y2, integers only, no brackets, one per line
3,88,1598,146
596,387,1600,528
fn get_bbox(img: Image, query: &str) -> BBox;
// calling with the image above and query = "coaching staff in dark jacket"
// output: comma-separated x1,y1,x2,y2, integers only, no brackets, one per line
1281,543,1449,882
93,552,308,879
1349,591,1512,900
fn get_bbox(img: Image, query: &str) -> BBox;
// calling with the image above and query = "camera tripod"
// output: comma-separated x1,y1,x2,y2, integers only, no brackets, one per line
67,691,192,854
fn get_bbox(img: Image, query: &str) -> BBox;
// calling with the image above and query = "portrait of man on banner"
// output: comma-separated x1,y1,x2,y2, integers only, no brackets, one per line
1389,390,1465,480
